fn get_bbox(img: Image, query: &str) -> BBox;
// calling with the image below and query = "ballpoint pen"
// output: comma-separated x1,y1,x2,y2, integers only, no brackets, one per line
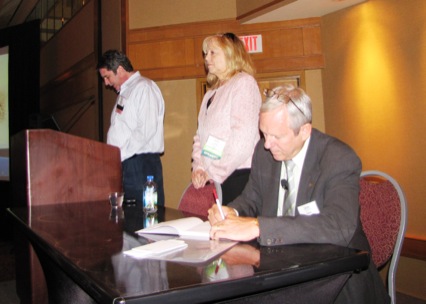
212,188,225,220
215,258,222,274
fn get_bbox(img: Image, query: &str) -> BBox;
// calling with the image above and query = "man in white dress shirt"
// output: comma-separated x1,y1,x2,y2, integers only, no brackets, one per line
97,50,165,206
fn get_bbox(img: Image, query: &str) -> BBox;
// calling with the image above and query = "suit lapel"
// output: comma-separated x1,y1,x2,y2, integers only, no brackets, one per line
253,139,283,217
296,130,322,210
267,155,284,216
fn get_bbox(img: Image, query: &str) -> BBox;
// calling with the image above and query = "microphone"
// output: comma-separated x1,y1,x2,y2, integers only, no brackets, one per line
281,179,288,190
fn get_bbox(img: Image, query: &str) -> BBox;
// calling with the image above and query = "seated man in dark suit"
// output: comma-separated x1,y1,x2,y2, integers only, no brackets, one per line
208,84,389,304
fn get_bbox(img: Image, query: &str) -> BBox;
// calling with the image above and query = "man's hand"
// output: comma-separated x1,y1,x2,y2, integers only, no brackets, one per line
221,244,260,267
208,205,236,225
191,169,209,189
209,213,260,242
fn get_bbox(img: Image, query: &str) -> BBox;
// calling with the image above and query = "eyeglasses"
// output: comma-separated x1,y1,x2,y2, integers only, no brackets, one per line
222,32,239,42
264,88,307,119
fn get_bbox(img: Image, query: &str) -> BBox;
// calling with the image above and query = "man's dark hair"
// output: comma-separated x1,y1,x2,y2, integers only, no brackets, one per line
96,50,134,73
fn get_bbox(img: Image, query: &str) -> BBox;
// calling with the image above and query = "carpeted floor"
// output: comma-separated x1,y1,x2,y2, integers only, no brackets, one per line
0,240,19,303
0,241,15,282
0,280,19,304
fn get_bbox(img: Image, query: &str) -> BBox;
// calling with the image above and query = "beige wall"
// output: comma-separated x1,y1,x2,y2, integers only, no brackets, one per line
321,0,426,299
322,0,426,240
128,0,236,29
156,79,198,208
236,0,294,21
236,0,280,16
305,69,325,132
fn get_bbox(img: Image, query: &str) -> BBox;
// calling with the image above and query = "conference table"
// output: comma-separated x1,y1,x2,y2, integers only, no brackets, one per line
7,201,370,304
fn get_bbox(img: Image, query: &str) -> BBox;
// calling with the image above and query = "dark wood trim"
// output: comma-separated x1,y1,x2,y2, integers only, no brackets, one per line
40,53,96,94
237,0,296,22
40,53,97,121
126,18,323,81
401,237,426,261
127,18,322,43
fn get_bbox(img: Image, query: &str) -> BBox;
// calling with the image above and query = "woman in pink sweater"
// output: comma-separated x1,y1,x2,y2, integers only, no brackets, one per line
192,32,262,205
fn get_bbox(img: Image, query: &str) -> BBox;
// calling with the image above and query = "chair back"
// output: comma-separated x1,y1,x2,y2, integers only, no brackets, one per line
359,170,407,304
178,181,222,217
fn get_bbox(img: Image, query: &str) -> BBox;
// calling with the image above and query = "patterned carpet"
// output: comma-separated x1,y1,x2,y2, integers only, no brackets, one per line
0,241,15,282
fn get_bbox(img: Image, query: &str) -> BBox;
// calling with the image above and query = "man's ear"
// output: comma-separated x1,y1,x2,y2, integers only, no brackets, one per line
300,123,312,141
116,65,125,75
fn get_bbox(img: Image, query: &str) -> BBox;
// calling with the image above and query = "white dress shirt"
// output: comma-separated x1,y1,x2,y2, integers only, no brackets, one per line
277,136,311,216
107,72,165,161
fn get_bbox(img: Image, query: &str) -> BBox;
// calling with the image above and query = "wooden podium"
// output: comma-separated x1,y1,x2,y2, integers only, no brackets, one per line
10,129,122,304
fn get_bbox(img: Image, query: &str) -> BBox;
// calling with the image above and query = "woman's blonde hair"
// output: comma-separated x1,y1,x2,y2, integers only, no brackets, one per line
202,33,256,89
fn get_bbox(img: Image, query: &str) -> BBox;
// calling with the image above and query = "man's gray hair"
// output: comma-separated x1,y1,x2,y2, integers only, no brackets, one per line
261,84,312,134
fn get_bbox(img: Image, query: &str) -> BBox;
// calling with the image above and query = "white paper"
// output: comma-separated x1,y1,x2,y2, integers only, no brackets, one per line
123,239,188,259
124,238,237,265
136,217,211,240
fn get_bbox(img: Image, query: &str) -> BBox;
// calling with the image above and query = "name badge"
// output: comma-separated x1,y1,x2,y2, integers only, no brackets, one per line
201,136,225,160
297,200,320,216
116,104,124,114
115,96,125,114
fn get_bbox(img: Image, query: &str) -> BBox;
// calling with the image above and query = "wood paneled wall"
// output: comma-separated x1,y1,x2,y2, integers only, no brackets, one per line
126,18,323,81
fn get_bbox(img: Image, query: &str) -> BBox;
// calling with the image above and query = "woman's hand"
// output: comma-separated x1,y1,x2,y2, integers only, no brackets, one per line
192,169,210,189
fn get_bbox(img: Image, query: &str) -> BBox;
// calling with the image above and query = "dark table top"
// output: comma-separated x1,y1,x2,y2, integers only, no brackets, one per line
7,201,370,303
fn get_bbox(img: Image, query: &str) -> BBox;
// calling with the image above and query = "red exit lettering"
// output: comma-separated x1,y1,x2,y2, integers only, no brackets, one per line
239,35,263,53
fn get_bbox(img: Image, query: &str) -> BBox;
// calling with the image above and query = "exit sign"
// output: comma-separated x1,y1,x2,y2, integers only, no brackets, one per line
240,35,263,53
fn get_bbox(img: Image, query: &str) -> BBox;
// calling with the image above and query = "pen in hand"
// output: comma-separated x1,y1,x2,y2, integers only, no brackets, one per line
213,188,225,220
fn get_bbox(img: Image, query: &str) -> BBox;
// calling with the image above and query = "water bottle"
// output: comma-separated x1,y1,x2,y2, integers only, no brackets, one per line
143,175,158,213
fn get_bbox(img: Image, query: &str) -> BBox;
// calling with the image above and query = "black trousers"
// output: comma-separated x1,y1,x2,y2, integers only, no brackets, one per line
221,168,251,205
122,153,165,207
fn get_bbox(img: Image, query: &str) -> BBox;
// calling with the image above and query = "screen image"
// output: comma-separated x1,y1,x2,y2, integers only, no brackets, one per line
0,46,8,181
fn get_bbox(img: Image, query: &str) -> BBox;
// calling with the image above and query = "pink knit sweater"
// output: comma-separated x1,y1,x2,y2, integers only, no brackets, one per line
192,72,262,183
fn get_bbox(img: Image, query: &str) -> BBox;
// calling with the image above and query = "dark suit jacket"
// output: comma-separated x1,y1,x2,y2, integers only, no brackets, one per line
229,129,389,304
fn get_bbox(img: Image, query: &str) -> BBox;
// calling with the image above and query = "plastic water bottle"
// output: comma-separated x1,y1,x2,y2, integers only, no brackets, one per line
143,175,158,213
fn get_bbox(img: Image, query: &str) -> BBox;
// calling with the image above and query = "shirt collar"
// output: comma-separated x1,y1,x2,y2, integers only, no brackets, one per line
119,71,140,97
291,136,311,169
